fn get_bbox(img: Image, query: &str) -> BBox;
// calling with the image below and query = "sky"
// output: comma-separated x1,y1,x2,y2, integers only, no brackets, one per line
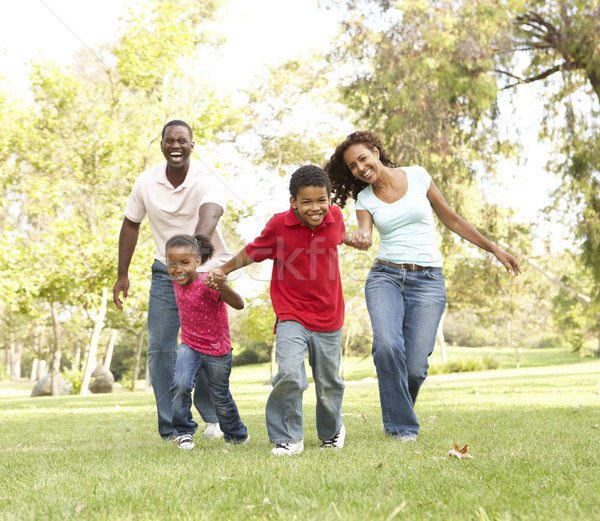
0,0,560,246
0,0,340,94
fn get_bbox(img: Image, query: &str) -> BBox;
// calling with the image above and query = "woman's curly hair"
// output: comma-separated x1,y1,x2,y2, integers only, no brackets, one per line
324,131,396,208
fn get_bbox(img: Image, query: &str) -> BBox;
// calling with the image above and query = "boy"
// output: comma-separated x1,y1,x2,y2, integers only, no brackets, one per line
206,164,353,455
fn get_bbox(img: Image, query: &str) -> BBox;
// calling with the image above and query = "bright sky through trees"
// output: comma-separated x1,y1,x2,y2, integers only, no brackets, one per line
0,0,556,230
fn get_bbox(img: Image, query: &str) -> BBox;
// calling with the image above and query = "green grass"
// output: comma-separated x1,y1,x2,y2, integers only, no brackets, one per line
1,353,599,520
428,346,596,370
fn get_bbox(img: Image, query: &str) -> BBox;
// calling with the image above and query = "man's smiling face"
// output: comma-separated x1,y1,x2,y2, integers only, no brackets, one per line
161,125,194,170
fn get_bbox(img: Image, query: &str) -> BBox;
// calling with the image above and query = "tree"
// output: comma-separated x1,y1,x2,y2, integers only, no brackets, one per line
239,55,353,177
0,0,237,390
494,1,600,300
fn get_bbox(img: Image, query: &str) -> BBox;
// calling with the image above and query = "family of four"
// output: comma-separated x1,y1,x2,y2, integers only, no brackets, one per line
113,120,521,455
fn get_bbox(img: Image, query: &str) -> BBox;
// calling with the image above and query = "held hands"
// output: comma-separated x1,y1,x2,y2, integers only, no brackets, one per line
350,230,372,250
205,268,226,290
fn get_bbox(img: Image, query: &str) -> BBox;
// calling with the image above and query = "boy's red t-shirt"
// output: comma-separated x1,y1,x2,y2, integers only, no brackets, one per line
244,205,346,332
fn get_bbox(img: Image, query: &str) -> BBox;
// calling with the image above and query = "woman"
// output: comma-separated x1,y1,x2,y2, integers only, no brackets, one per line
325,131,521,440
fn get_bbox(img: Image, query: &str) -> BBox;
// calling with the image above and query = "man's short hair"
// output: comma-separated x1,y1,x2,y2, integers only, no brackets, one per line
161,120,193,140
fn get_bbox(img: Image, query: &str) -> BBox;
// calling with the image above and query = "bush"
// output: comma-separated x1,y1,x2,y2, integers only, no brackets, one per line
62,367,82,394
232,341,271,366
430,354,499,375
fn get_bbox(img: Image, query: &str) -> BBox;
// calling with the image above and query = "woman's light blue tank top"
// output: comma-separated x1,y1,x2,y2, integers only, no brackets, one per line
355,165,443,267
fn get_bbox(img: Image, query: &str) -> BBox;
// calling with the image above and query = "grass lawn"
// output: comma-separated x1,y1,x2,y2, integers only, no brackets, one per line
1,352,599,520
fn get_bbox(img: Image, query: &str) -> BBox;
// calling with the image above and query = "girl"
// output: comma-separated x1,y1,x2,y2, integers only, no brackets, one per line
166,234,248,449
325,131,521,441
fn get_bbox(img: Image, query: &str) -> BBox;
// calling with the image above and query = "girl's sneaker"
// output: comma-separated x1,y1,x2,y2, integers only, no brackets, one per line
270,439,303,456
174,434,195,450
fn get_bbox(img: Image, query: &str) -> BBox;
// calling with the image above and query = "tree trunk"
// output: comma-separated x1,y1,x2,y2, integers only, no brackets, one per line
4,341,9,373
50,301,62,396
8,332,15,380
270,337,277,384
104,329,118,370
436,306,448,363
13,341,23,380
30,359,39,381
80,288,108,396
38,359,47,378
131,329,145,392
73,345,81,371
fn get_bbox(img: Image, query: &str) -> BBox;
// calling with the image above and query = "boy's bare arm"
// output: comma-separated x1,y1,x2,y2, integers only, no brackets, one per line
219,248,254,275
205,248,254,290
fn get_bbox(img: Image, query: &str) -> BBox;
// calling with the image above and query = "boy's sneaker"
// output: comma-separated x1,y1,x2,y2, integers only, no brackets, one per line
174,434,195,450
203,422,224,440
271,439,304,456
225,434,250,446
320,424,346,449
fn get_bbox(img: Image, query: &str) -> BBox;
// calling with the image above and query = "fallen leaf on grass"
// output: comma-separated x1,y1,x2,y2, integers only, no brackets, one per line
75,503,84,514
448,443,474,460
340,413,368,422
592,424,599,430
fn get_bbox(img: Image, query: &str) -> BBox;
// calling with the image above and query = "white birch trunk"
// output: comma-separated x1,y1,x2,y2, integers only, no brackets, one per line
80,288,108,396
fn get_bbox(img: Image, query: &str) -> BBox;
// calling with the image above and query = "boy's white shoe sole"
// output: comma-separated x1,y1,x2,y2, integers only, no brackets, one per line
271,439,304,456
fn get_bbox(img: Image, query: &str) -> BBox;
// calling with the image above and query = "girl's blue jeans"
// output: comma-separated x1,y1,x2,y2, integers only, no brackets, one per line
365,263,446,438
171,345,247,442
147,260,218,439
266,320,345,444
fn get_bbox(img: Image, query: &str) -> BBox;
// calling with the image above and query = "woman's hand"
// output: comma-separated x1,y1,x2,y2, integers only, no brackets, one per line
493,248,522,277
351,230,372,250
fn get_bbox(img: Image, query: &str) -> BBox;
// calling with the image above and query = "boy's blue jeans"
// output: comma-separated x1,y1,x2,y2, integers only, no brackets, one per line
266,320,344,444
147,261,218,439
171,345,247,443
365,263,446,438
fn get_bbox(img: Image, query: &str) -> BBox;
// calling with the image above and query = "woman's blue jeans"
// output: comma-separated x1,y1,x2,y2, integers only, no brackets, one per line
365,263,446,438
147,261,218,439
171,345,247,443
266,320,345,444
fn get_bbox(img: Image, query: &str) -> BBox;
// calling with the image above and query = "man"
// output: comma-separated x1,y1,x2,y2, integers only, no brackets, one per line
113,120,230,440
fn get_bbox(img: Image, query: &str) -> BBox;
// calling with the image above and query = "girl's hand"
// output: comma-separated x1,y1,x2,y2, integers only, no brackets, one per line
494,249,522,277
205,269,224,290
210,269,227,287
351,230,372,250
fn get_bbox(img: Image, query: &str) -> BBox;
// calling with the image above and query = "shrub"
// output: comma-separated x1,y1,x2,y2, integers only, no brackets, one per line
62,367,82,394
429,355,499,375
232,341,271,366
